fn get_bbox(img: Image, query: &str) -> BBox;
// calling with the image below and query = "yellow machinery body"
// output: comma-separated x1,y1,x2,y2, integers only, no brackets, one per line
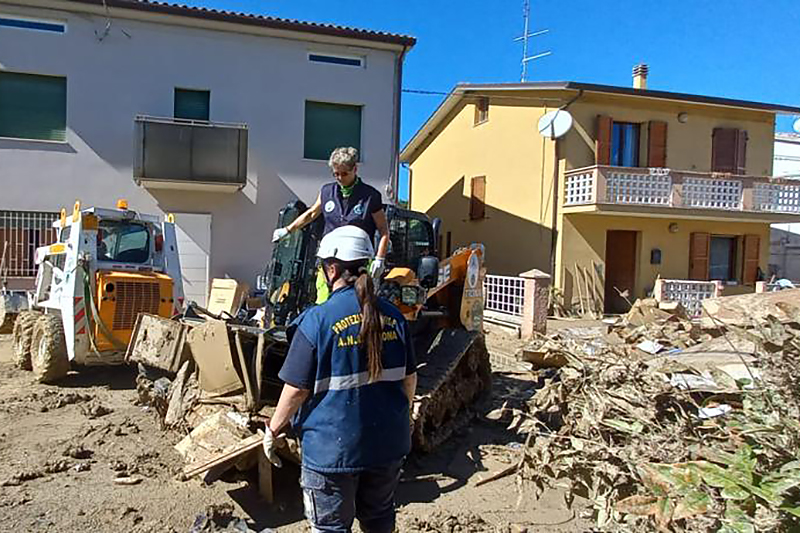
94,271,174,351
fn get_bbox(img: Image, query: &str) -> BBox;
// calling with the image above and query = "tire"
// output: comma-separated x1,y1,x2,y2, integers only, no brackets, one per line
30,314,70,384
12,311,40,371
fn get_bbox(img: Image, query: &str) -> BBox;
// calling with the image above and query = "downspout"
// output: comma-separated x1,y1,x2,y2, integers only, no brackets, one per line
549,90,584,279
389,45,408,205
402,162,413,208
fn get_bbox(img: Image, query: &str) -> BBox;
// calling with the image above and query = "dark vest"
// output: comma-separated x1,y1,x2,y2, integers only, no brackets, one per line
320,179,382,237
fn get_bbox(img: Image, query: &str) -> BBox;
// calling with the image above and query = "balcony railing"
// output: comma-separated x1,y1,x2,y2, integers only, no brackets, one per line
563,165,800,215
133,115,248,191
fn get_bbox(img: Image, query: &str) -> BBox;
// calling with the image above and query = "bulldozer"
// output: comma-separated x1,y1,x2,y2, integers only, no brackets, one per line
9,200,185,383
263,201,492,452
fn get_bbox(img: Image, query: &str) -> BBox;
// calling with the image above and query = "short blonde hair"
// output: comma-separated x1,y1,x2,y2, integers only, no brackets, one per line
328,147,359,170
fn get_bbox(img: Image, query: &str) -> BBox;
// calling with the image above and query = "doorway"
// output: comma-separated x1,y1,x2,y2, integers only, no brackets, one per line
604,230,638,314
173,213,212,307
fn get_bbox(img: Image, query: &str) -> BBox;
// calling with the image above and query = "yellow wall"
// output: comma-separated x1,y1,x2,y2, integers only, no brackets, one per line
408,97,562,275
560,92,775,175
560,214,771,308
407,88,777,285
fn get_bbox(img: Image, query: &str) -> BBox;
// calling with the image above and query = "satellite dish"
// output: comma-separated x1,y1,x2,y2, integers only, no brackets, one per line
793,118,800,134
538,109,573,139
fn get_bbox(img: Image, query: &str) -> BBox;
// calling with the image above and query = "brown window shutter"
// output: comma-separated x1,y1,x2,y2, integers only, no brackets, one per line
470,176,486,220
741,234,760,284
647,121,668,167
735,129,748,175
688,232,710,280
711,128,738,173
595,115,613,165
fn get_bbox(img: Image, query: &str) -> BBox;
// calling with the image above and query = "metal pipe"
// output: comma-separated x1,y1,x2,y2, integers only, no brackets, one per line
389,45,409,204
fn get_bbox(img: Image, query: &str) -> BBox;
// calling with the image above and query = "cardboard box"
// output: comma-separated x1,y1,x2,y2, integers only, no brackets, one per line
207,278,250,317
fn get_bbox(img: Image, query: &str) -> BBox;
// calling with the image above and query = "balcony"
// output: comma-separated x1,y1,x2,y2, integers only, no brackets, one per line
133,115,248,192
563,165,800,221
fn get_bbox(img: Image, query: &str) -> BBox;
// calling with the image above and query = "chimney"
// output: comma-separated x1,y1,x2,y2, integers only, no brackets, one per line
632,63,649,90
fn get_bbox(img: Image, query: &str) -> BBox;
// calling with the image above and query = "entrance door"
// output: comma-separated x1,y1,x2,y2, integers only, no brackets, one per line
174,213,211,307
604,230,637,314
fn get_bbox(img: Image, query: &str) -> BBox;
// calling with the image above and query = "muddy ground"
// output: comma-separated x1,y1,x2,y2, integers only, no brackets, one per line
0,331,589,532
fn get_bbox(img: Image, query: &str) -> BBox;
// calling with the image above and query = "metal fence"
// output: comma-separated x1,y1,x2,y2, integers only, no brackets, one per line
483,274,525,317
0,210,59,278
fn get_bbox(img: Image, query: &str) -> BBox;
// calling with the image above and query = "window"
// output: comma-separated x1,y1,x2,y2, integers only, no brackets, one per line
304,101,362,160
709,236,737,281
470,176,486,220
98,221,150,264
308,53,363,68
712,128,747,174
387,215,434,266
474,97,489,126
0,15,65,33
611,122,640,167
0,210,59,277
0,72,66,141
174,88,210,121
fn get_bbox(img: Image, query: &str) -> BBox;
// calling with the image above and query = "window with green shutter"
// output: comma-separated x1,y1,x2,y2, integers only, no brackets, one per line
174,88,210,121
304,101,362,160
0,72,66,142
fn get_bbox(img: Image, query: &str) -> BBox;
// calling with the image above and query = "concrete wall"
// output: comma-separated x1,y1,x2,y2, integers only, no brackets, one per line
560,214,771,308
0,1,401,285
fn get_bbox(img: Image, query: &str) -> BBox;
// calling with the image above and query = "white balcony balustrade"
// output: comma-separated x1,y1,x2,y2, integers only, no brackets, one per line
563,165,800,215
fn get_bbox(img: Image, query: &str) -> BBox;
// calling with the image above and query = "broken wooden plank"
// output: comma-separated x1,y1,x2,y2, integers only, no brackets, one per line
258,449,274,504
182,432,263,480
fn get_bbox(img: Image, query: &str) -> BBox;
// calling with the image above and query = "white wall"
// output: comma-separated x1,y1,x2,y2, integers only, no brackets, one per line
770,134,800,279
0,1,402,285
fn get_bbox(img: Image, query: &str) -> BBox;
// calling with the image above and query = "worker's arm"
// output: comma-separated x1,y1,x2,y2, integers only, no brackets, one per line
372,208,390,260
286,193,322,233
402,372,417,404
268,384,310,435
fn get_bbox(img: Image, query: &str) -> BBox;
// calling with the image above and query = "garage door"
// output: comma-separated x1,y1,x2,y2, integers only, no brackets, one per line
174,213,211,307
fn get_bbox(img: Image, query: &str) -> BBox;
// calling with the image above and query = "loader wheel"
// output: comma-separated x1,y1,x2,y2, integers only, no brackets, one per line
30,315,70,384
12,311,39,371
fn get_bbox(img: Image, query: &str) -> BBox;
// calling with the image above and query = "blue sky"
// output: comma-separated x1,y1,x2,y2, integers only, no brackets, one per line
188,0,800,197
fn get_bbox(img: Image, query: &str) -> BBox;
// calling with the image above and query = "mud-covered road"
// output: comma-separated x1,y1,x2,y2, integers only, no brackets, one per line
0,332,586,532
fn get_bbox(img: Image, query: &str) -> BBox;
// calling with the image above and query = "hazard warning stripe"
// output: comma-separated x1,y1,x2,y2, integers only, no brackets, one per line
75,308,86,322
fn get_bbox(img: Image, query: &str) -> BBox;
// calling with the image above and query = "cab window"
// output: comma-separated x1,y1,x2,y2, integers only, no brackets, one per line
98,221,150,263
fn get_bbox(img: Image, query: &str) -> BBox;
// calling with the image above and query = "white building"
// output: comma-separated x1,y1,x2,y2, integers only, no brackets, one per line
0,0,414,304
770,132,800,280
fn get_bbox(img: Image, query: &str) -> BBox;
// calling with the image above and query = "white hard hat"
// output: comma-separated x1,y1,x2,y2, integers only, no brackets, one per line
317,226,375,262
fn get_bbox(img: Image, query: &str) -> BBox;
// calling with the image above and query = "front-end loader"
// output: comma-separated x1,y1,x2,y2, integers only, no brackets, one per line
263,201,492,452
10,200,185,383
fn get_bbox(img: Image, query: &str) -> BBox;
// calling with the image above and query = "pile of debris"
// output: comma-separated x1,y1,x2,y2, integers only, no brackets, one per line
507,291,800,532
127,279,297,503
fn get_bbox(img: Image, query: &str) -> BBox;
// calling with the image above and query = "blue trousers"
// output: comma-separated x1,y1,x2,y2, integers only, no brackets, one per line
300,461,402,533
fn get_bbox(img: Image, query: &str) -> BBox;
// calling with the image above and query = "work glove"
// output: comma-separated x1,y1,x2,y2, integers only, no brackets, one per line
369,257,385,280
262,427,283,468
272,227,290,243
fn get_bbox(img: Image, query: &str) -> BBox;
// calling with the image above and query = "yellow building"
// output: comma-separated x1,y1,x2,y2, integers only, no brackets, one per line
401,72,800,313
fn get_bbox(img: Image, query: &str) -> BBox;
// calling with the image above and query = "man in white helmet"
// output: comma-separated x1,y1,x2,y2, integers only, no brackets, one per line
264,226,417,533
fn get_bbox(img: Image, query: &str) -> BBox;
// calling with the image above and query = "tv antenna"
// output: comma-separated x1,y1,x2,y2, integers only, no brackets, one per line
515,0,551,82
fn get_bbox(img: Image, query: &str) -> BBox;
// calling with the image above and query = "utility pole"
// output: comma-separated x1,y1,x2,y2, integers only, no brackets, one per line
515,0,551,82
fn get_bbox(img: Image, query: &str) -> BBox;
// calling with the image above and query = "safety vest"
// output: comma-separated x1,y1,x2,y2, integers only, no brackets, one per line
320,179,382,237
290,286,412,473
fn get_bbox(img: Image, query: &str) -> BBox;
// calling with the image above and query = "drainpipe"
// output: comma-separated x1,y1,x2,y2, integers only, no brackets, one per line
402,162,413,208
549,90,584,280
389,45,408,205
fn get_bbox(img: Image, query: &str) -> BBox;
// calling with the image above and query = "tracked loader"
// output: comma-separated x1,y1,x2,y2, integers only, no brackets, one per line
263,202,492,452
9,200,185,383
